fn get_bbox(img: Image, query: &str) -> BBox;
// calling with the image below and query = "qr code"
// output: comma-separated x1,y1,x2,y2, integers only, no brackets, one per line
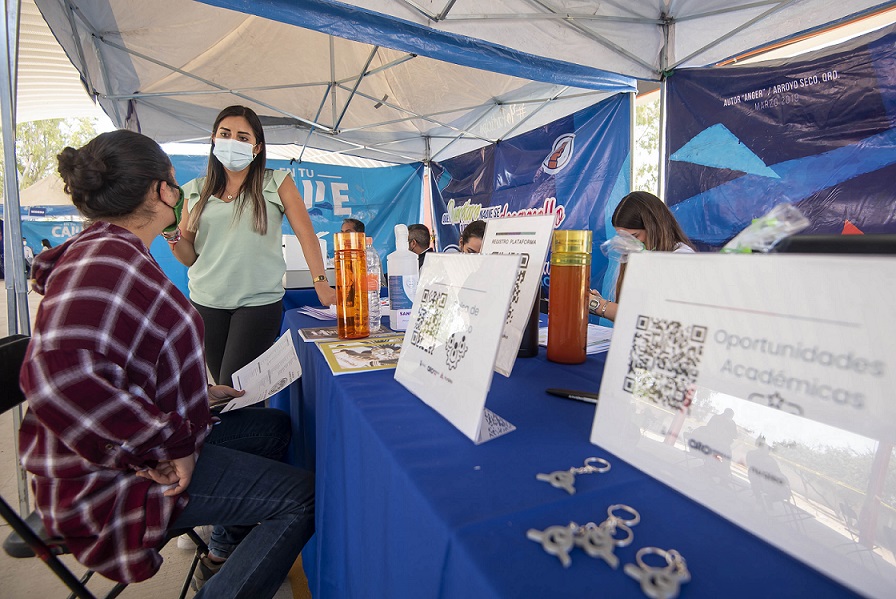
493,253,529,324
623,315,707,412
410,288,448,355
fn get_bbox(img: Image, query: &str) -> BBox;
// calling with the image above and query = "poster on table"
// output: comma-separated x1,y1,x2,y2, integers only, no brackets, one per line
429,93,631,302
394,253,520,443
591,252,896,599
665,23,896,249
479,213,555,376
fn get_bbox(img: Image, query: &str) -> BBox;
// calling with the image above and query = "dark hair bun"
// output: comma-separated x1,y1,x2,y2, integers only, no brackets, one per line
57,145,107,196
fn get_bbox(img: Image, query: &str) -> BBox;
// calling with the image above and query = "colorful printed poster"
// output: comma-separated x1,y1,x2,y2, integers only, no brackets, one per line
318,335,404,375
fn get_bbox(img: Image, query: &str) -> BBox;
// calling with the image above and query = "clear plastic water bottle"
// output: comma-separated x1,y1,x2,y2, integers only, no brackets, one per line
366,237,382,333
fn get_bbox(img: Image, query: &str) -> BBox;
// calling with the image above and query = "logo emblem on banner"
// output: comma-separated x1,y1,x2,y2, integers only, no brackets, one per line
542,134,575,174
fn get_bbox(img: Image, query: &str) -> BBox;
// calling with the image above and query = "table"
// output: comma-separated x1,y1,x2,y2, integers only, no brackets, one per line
280,310,860,599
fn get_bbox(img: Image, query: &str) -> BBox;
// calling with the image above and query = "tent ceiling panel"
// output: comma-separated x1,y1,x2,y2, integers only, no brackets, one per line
16,0,108,122
310,0,896,79
33,0,634,164
29,0,893,164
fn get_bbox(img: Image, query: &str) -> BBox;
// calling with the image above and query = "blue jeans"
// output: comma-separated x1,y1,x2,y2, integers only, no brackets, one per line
204,407,292,558
171,443,314,599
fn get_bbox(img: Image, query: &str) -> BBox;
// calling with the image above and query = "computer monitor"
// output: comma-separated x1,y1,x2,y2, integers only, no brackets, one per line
772,234,896,254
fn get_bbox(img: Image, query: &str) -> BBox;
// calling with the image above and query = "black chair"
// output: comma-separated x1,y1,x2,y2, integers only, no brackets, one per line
0,334,209,599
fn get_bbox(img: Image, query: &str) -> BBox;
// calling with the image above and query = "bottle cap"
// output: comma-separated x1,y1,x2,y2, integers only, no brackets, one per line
366,237,374,245
552,230,592,254
334,231,366,251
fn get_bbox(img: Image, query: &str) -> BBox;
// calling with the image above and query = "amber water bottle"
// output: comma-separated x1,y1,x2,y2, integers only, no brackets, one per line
334,232,370,339
547,230,592,364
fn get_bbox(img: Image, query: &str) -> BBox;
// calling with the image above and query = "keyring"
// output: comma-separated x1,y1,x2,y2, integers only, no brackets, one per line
536,456,612,495
527,524,575,567
579,456,612,474
599,520,634,547
607,504,640,526
635,546,675,571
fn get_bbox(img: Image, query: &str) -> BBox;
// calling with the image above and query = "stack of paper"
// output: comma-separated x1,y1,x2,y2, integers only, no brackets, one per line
538,324,613,354
296,305,337,320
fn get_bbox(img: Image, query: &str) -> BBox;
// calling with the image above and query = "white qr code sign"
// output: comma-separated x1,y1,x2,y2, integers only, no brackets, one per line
591,252,896,599
395,253,520,443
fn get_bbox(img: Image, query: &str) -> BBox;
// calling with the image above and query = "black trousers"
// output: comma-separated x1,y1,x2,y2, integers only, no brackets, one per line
192,299,283,385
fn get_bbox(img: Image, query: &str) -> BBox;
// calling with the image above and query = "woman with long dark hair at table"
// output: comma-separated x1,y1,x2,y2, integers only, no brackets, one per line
589,190,695,321
168,105,336,385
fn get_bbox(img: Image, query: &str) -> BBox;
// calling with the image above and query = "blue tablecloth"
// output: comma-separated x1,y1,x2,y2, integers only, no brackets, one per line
280,309,858,599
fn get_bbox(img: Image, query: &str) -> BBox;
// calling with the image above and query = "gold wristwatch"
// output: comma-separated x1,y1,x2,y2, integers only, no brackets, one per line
313,274,327,284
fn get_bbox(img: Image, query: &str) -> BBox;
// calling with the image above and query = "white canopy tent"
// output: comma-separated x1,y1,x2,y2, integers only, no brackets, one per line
28,0,896,165
2,0,894,517
31,0,635,165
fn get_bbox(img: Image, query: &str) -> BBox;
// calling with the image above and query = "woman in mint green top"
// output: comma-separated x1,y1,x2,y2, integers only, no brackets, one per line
168,105,336,384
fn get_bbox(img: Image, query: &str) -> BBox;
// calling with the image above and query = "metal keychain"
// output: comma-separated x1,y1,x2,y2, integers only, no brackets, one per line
599,503,640,547
526,524,576,567
572,521,621,568
623,547,691,599
536,457,611,494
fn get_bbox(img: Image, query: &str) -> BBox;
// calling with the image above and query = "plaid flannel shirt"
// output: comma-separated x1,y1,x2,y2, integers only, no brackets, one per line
18,222,211,583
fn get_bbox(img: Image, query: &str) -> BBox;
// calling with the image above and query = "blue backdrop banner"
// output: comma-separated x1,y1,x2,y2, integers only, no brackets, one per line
169,156,423,260
666,24,896,248
429,93,632,302
162,156,423,296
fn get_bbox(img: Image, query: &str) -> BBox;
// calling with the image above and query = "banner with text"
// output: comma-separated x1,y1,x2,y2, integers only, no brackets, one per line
169,155,423,262
666,24,896,248
429,94,632,299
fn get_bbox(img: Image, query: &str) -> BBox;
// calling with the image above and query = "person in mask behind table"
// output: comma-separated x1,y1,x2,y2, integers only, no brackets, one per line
168,105,337,387
588,191,695,322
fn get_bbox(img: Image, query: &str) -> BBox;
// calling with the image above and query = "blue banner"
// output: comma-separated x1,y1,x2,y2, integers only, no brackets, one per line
170,156,422,261
430,94,632,301
20,220,84,255
666,24,896,247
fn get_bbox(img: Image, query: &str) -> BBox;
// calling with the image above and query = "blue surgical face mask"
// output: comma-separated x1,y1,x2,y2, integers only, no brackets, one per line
212,138,256,172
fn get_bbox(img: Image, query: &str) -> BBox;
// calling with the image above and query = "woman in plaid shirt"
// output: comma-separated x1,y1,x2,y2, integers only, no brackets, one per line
18,130,314,598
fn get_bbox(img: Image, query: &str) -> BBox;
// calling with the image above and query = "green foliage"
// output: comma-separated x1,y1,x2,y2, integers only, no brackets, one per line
0,117,99,199
634,95,660,195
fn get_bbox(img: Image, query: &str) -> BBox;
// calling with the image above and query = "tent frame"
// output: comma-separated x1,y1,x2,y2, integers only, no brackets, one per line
1,0,32,516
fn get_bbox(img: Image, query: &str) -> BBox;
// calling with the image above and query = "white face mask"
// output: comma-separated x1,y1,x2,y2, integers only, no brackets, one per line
213,138,257,172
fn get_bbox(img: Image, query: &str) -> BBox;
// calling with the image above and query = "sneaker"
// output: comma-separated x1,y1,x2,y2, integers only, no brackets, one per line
177,525,213,550
191,554,225,591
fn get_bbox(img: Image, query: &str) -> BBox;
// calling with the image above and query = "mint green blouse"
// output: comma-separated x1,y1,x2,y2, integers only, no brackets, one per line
183,169,289,309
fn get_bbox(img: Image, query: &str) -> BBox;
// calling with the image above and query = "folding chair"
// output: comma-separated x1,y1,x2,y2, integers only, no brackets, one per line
0,334,209,599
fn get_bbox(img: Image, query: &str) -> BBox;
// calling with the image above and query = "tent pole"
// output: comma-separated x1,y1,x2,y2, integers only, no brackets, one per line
1,0,32,518
658,14,670,198
629,91,636,192
659,77,667,198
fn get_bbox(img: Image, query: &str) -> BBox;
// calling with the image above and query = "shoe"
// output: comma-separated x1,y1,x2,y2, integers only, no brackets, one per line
176,533,194,550
191,554,225,591
177,525,213,550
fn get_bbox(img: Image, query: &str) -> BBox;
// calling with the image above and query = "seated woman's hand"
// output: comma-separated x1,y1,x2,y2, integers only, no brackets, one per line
208,384,246,409
136,454,196,496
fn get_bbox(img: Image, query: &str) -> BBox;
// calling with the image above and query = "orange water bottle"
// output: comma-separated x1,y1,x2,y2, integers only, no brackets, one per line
547,230,591,364
334,232,369,339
